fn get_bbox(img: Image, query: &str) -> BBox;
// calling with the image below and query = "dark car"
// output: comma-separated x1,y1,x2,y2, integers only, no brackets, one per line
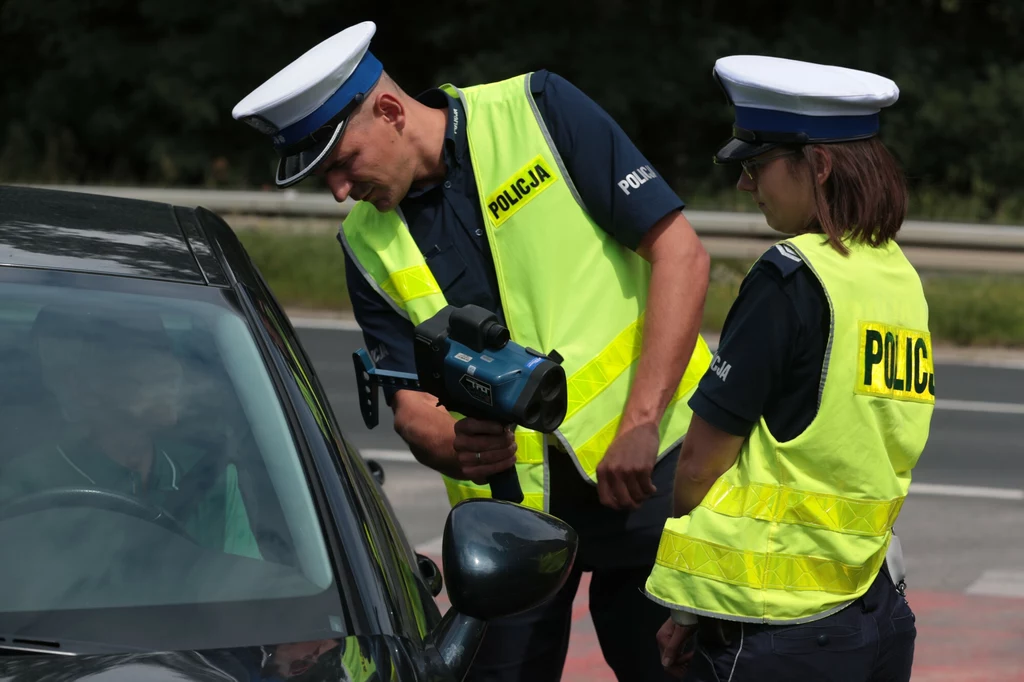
0,185,577,681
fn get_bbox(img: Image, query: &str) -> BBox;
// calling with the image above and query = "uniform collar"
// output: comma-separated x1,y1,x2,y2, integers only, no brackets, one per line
404,88,465,199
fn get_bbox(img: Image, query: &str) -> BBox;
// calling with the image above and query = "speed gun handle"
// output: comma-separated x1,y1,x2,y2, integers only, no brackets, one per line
488,466,524,504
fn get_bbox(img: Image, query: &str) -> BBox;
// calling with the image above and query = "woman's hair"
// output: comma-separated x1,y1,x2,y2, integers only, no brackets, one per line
791,137,908,254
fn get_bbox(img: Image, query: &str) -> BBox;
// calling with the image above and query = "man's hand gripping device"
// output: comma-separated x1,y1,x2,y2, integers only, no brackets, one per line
353,305,568,503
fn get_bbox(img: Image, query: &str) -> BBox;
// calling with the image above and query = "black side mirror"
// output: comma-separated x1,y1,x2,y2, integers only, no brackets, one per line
427,499,577,680
366,459,385,486
417,553,443,597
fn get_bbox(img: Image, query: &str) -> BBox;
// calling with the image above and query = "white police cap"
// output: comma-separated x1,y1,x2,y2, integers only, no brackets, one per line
712,55,899,163
232,21,383,187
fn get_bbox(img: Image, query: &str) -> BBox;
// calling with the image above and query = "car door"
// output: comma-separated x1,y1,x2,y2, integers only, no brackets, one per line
338,436,444,642
237,261,444,645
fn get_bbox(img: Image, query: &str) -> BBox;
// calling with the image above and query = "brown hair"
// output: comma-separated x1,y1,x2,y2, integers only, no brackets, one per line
791,137,908,254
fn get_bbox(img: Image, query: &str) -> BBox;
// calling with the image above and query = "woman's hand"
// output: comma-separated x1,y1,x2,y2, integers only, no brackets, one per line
656,617,697,678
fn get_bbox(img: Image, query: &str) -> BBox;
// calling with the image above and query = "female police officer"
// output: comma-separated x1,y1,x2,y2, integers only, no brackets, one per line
645,56,935,681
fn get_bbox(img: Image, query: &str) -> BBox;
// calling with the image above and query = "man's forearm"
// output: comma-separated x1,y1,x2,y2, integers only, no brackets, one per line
623,214,709,431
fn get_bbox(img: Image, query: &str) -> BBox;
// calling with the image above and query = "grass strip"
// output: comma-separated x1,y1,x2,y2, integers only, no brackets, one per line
232,224,1024,348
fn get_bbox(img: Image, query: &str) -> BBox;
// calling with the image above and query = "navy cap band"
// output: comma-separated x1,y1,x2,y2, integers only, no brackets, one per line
272,51,383,151
733,106,880,144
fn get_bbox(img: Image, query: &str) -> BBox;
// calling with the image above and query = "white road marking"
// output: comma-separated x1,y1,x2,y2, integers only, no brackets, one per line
361,449,418,463
289,316,361,331
909,483,1024,501
936,399,1024,415
966,570,1024,599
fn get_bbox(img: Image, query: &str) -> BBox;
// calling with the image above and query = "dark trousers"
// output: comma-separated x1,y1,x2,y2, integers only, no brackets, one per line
683,568,917,682
465,445,680,682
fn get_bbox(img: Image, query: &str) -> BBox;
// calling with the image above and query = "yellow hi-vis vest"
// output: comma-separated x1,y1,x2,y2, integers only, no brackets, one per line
645,233,935,624
339,73,713,512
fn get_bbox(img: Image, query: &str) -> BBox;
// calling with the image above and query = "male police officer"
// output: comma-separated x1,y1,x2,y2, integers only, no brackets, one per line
233,21,712,682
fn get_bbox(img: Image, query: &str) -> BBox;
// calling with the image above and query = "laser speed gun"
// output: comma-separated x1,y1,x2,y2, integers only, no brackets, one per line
353,305,567,503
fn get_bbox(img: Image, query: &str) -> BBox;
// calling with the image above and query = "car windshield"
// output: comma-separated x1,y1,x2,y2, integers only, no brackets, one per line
0,272,345,652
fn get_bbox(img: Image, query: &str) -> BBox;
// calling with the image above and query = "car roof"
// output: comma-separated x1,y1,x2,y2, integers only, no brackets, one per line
0,185,229,285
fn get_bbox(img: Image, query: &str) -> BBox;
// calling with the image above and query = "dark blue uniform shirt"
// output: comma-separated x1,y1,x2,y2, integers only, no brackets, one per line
689,246,829,441
342,70,684,396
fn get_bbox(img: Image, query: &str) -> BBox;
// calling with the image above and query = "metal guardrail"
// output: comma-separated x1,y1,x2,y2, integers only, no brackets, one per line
682,210,1024,251
22,184,1024,272
22,185,357,218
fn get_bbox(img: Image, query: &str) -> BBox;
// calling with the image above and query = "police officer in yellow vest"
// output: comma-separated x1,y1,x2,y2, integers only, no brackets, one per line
232,21,713,682
648,57,934,681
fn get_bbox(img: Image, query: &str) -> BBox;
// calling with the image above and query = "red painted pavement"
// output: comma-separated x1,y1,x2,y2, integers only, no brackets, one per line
429,560,1024,681
908,590,1024,682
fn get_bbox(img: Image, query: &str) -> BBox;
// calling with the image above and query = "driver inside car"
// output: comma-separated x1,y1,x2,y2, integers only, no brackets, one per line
0,306,262,560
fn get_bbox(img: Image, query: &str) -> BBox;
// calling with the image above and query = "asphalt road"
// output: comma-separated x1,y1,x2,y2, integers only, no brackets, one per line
294,323,1024,678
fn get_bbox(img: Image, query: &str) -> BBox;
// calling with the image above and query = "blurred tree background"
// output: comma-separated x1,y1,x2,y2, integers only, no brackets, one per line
2,0,1022,220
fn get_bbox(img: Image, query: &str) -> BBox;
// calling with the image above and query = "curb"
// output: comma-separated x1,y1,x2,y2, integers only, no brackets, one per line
284,305,1024,364
282,308,1024,365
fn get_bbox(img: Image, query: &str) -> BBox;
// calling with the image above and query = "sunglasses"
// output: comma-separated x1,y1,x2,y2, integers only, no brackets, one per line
740,150,801,181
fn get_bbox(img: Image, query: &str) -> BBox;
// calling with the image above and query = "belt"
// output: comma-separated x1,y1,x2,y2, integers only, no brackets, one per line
697,617,741,648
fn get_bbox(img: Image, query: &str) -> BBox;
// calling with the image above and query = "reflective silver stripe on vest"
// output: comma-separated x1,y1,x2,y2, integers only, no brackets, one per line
522,76,589,214
784,239,835,409
338,208,412,321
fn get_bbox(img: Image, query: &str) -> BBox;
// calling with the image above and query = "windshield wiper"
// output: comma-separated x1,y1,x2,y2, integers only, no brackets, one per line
0,635,144,656
0,638,71,656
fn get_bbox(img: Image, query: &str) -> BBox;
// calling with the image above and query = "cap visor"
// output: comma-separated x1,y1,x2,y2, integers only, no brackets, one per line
275,119,349,188
714,137,778,164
